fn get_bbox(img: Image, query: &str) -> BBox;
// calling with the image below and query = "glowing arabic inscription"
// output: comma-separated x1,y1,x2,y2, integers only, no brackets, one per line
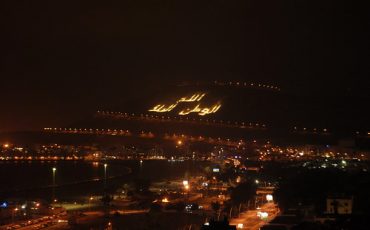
178,93,206,102
149,93,222,116
148,103,178,113
178,104,221,116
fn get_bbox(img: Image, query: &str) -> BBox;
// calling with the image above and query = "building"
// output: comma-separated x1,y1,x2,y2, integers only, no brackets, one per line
326,196,353,215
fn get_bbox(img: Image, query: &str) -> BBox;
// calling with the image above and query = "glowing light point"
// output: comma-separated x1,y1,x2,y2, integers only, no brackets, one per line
266,194,273,202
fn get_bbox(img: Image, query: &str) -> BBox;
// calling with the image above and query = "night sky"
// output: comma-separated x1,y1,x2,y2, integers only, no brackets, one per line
0,0,368,131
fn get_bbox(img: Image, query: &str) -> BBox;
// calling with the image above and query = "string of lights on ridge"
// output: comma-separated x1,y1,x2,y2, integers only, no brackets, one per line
95,111,267,130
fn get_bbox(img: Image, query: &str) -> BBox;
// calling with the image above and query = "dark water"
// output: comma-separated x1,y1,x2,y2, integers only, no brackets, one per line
0,160,209,200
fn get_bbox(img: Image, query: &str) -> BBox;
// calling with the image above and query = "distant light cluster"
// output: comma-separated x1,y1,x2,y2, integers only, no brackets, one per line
255,145,368,163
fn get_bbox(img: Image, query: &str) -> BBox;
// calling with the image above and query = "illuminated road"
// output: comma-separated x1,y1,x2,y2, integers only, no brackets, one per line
15,222,68,230
110,209,148,215
2,216,68,230
230,203,278,230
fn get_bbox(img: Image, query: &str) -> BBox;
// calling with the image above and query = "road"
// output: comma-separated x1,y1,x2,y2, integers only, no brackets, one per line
0,214,68,230
230,202,278,230
42,223,69,230
15,222,68,230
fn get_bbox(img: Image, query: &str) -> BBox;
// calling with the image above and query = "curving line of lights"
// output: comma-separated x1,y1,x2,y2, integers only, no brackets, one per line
292,126,330,135
214,81,281,91
95,111,267,130
43,128,249,147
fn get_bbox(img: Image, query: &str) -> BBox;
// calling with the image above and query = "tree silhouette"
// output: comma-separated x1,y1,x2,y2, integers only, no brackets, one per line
211,201,221,220
230,182,256,205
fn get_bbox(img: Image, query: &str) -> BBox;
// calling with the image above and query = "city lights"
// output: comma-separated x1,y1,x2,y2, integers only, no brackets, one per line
257,212,269,219
161,198,169,203
0,1,366,229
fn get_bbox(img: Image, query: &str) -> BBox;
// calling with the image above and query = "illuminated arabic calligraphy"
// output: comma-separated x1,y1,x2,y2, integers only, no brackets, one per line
148,93,222,116
178,104,221,116
148,103,178,113
178,93,206,102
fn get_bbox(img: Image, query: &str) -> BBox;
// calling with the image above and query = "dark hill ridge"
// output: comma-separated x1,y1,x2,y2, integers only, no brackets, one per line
97,83,368,136
2,82,368,148
46,83,368,148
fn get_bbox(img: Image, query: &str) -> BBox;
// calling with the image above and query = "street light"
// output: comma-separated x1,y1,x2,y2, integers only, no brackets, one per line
12,208,19,222
52,167,57,202
104,164,108,190
89,196,94,210
107,222,112,230
183,181,190,202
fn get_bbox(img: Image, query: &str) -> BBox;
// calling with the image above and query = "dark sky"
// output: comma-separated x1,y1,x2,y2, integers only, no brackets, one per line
0,0,368,131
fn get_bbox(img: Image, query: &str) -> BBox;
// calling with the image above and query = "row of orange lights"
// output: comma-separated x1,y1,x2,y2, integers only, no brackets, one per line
96,111,267,129
214,80,281,91
43,128,251,147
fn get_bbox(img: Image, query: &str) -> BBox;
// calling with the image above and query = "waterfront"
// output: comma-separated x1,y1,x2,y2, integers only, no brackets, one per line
0,160,209,200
